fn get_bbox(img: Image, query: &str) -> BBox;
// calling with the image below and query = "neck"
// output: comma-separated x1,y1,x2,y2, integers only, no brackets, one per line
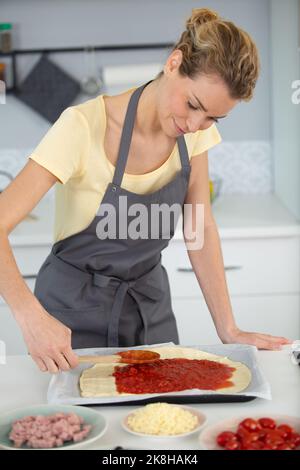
134,78,162,137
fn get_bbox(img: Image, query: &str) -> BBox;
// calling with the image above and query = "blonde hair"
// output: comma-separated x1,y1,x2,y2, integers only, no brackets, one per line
157,8,260,102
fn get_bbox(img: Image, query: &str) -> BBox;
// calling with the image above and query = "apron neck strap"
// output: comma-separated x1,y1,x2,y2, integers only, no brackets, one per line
177,134,190,174
112,80,190,187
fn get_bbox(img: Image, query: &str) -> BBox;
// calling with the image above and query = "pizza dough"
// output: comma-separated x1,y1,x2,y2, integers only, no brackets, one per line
79,346,252,397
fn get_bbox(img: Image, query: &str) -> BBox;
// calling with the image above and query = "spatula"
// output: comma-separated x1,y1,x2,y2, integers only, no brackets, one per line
78,349,160,364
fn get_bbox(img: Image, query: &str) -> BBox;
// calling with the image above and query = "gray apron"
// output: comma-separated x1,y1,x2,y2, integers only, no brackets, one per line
34,80,191,349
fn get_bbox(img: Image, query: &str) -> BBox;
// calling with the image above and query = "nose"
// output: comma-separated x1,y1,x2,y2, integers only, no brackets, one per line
186,115,211,133
186,118,214,132
186,111,212,132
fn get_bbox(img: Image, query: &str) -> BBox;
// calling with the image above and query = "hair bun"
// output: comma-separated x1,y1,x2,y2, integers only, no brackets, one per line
186,8,219,31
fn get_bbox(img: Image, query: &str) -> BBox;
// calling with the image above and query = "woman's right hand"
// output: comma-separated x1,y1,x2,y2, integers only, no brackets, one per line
17,307,79,373
0,159,78,373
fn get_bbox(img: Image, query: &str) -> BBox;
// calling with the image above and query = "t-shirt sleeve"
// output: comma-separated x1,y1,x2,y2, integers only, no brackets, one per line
190,123,222,157
28,107,90,184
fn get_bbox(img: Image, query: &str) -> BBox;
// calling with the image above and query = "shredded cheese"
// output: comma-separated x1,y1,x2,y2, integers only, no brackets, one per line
127,402,199,435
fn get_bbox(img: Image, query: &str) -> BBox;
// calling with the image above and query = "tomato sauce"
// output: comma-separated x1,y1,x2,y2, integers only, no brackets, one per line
118,350,160,363
113,358,236,394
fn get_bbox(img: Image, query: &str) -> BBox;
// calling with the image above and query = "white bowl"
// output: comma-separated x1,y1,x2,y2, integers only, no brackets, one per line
0,404,107,450
199,414,300,450
122,404,207,439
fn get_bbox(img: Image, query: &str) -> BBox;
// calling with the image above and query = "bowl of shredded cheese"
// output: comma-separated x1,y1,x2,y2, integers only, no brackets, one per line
122,402,207,439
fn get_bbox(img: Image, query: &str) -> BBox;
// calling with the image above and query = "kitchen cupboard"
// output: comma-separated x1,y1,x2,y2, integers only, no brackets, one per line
0,279,36,355
163,234,300,345
171,296,300,346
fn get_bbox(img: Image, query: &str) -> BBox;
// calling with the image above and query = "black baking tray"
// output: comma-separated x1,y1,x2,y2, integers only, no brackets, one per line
84,394,257,407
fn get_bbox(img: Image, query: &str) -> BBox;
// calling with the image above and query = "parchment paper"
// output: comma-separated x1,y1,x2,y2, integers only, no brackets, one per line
47,343,271,405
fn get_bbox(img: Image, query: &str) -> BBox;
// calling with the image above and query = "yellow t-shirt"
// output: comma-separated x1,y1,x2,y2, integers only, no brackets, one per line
29,88,222,243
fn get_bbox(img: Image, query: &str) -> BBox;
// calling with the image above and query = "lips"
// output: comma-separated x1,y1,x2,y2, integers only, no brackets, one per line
174,119,186,134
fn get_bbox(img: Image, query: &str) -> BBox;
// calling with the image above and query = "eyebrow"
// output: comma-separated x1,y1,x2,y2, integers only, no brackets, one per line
193,94,227,119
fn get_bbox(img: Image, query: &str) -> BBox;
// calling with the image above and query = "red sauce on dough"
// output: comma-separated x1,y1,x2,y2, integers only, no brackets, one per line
113,358,236,394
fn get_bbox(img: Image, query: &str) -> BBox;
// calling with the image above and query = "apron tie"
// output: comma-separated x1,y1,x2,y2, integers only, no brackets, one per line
49,253,164,348
92,261,164,347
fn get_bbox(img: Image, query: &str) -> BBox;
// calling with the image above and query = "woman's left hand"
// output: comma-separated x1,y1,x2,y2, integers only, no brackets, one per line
219,326,293,350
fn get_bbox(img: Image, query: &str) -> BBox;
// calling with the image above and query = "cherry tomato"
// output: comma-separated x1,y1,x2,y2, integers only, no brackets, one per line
247,441,264,450
215,417,299,451
258,417,276,429
217,431,237,447
236,425,251,440
241,438,263,450
290,432,300,449
261,444,274,450
258,429,267,441
225,439,241,450
240,437,257,450
277,424,293,439
277,443,292,450
240,418,260,432
265,430,284,448
248,431,260,442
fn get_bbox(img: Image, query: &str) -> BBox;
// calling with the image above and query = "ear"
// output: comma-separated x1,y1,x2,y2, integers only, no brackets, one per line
171,49,183,66
164,49,183,75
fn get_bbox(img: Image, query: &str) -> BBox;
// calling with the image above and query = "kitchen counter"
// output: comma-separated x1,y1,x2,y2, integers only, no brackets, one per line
207,193,300,239
0,346,299,450
175,193,300,240
8,193,300,247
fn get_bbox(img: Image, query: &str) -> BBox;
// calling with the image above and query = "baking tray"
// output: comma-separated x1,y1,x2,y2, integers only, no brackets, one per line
47,343,272,406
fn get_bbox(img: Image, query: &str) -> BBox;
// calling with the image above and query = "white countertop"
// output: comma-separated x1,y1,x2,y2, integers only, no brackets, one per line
207,194,300,239
1,346,299,450
175,193,300,240
8,193,300,247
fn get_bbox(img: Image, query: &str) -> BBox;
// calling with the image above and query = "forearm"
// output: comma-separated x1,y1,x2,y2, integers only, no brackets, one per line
185,221,237,340
0,228,42,323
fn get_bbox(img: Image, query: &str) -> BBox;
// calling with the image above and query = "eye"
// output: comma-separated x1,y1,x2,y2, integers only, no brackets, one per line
188,102,219,123
187,102,198,110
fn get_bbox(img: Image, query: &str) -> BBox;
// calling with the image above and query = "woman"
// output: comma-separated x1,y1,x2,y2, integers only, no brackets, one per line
0,8,291,373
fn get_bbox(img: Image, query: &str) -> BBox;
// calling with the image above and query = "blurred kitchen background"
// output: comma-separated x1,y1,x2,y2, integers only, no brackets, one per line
0,0,299,354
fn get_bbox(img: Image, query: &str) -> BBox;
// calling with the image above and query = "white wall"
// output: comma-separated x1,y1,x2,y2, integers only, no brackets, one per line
0,0,271,148
270,0,300,219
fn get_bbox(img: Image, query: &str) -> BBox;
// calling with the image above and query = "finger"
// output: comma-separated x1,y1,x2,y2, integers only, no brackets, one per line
53,353,72,372
259,334,292,344
274,337,292,344
44,357,59,374
32,356,47,372
62,348,80,369
249,334,279,350
257,340,282,351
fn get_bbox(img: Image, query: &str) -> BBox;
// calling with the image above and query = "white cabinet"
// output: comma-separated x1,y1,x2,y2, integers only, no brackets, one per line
171,298,220,345
0,279,37,355
10,245,52,277
0,245,52,355
0,197,54,355
172,295,300,346
163,231,300,345
162,236,300,297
